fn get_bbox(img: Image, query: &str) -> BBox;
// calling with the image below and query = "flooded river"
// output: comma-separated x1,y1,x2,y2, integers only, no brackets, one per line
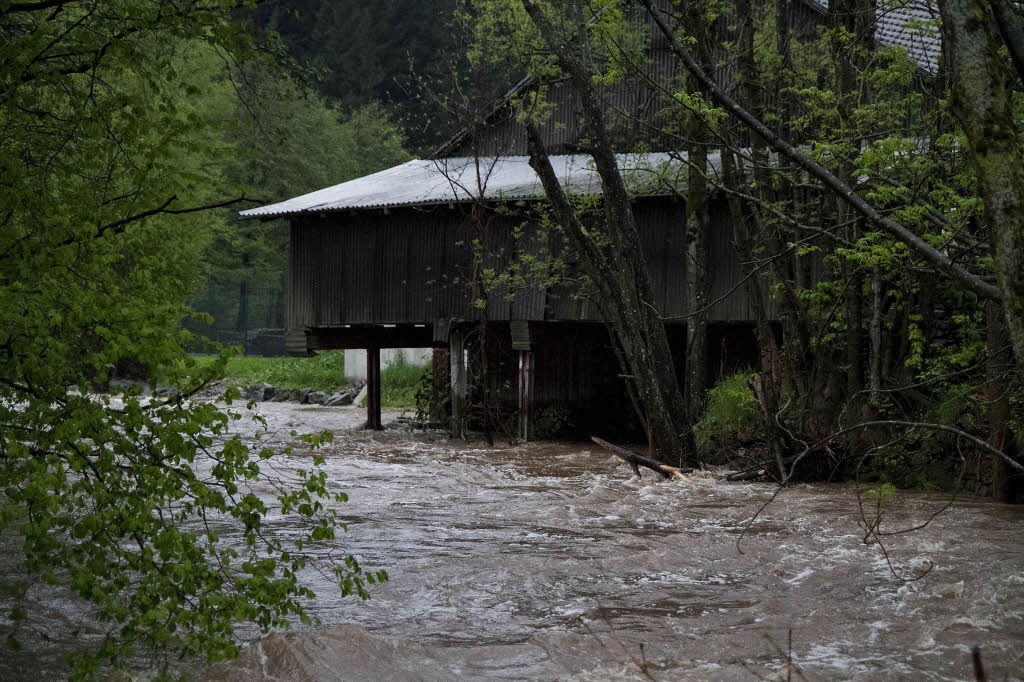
3,402,1023,680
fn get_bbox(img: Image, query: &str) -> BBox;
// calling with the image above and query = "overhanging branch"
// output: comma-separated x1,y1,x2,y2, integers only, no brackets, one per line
640,0,1002,301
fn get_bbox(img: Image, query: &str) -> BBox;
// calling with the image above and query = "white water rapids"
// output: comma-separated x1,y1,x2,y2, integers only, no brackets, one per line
2,402,1022,680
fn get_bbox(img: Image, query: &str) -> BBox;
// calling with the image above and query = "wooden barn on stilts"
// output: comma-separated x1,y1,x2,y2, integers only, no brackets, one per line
240,152,764,439
238,0,933,439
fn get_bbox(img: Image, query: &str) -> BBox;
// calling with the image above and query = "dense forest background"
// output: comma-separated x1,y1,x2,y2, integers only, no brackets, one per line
190,1,478,346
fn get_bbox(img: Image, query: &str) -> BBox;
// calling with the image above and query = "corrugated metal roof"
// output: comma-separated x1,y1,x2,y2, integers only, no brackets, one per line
807,0,940,72
240,152,701,219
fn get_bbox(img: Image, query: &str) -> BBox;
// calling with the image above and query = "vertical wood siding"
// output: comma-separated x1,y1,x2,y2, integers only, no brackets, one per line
287,195,768,330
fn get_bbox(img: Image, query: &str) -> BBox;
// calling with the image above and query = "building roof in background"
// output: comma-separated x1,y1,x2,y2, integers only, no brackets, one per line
431,1,941,158
239,152,706,218
807,0,940,72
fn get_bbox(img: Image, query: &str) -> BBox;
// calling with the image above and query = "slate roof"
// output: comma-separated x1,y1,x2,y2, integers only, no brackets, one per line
240,152,703,218
807,0,941,72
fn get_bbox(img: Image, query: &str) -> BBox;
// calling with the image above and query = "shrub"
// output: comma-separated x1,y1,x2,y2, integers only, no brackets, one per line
694,370,762,454
358,350,429,408
381,352,428,407
413,364,448,426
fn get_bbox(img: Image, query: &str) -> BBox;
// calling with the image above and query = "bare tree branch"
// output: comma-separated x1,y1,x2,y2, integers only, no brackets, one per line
639,0,1003,301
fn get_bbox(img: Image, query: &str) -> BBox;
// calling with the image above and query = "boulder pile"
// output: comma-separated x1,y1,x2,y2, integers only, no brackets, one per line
243,382,363,407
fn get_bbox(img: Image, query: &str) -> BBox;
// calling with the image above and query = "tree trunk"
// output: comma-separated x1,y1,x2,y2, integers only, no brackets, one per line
988,0,1024,82
591,437,694,479
683,0,712,427
521,1,692,465
525,126,690,463
869,268,883,398
985,300,1015,502
723,150,788,475
729,0,787,466
830,0,872,399
940,0,1024,379
771,0,816,409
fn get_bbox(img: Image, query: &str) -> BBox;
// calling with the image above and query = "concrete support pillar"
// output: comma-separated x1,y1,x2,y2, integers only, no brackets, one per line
449,328,466,437
366,345,382,430
517,350,534,441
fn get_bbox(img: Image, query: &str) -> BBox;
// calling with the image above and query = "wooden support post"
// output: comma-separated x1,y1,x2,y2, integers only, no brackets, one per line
238,279,249,354
518,350,534,441
366,345,382,430
449,328,466,437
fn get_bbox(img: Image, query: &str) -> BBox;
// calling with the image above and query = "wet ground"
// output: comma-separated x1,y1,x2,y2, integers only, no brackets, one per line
2,402,1023,680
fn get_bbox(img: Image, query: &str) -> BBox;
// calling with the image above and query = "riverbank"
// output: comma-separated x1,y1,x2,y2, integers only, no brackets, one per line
152,351,428,407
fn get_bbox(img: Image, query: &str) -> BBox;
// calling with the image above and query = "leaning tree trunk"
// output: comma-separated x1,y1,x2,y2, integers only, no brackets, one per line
986,300,1016,502
830,0,873,399
521,1,692,464
641,0,1001,301
730,0,787,466
939,0,1024,378
683,0,713,429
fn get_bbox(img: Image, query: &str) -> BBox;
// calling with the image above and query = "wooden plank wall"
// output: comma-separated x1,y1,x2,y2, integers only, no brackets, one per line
288,195,773,330
289,209,473,327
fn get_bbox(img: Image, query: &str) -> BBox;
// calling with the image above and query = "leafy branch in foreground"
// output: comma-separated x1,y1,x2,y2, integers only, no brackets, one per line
0,0,386,677
0,355,387,678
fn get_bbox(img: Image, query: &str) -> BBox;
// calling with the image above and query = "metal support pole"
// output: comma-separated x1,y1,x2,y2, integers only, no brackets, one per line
449,328,466,437
518,350,534,441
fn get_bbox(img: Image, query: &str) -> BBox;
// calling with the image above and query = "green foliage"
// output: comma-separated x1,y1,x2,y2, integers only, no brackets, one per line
379,351,430,408
865,482,897,505
413,364,445,426
354,351,430,409
186,350,430,407
184,351,349,393
193,72,412,334
0,2,384,676
532,405,571,440
694,372,763,455
243,0,459,152
857,482,897,539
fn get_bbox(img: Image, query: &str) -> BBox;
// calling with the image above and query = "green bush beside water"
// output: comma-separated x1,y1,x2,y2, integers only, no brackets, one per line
376,351,430,408
180,349,428,407
186,351,349,392
694,370,762,457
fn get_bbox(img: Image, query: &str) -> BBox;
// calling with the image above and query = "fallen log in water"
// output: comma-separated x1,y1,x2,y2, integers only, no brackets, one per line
725,466,769,482
590,436,694,479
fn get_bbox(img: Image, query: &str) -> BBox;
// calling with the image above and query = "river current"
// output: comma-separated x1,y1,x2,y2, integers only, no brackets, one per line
2,402,1023,680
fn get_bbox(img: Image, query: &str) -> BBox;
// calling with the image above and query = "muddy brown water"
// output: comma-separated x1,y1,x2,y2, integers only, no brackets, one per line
2,402,1023,680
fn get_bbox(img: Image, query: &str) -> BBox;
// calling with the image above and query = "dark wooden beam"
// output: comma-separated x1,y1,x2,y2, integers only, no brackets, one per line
308,325,439,350
366,345,382,430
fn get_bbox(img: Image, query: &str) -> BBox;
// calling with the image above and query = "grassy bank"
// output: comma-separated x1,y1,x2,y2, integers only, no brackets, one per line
378,354,429,408
187,351,347,392
185,350,427,407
